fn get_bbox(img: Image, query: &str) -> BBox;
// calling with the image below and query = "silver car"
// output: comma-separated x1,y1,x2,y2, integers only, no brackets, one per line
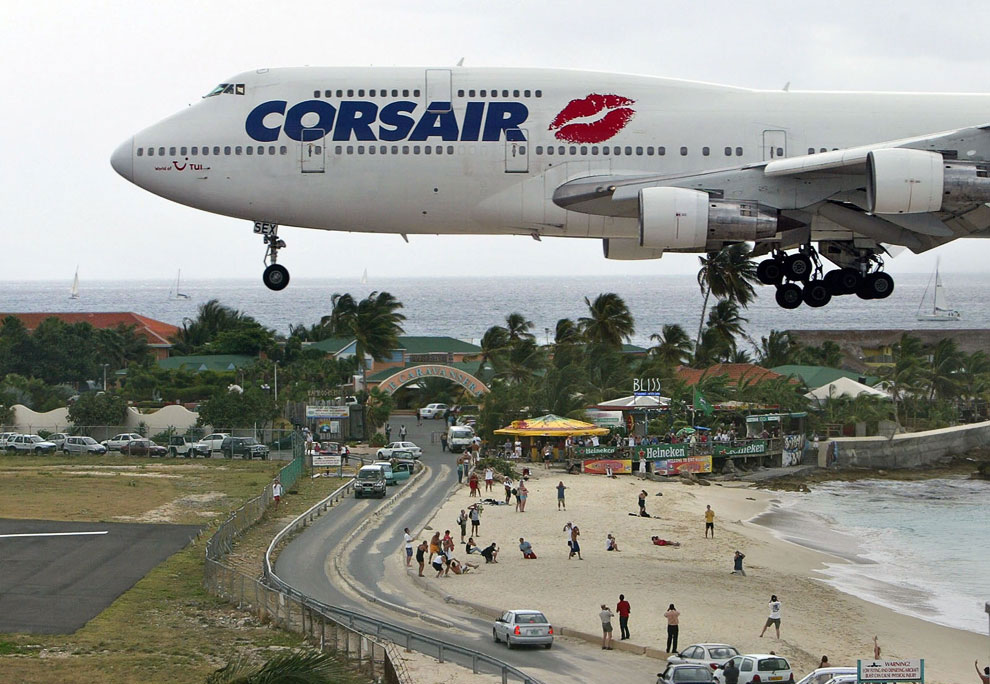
63,436,108,454
796,668,857,684
668,643,741,671
657,663,715,683
492,610,553,649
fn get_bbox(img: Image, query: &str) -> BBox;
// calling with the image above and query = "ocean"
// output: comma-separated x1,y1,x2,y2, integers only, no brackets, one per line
1,271,989,349
754,477,990,634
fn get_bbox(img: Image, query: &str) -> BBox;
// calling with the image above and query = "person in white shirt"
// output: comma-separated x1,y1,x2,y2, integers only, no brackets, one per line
403,527,414,567
432,552,447,577
759,594,782,638
272,480,283,508
513,441,522,459
484,467,494,492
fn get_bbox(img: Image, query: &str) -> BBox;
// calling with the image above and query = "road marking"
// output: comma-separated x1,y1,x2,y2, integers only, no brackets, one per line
0,531,109,539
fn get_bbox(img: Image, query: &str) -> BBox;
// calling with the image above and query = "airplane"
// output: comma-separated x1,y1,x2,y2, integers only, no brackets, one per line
110,66,990,308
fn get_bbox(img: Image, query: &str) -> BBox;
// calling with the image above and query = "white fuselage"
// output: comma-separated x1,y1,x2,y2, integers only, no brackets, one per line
113,67,990,243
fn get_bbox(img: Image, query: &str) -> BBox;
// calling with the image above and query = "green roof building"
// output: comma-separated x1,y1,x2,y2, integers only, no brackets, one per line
771,364,879,390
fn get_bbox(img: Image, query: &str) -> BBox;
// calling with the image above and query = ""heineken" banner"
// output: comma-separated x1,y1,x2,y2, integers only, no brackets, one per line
635,443,690,460
571,445,617,457
712,440,767,457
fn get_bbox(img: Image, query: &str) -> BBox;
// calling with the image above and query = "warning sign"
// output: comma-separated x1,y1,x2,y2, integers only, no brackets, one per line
858,658,924,682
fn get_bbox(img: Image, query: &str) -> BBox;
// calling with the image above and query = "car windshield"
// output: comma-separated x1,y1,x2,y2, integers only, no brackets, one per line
673,667,712,682
759,658,789,671
358,469,381,480
450,429,472,438
28,436,43,443
514,613,547,624
82,437,97,444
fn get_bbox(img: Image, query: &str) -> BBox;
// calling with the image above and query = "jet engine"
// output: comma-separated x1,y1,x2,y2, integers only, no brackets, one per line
637,186,778,252
866,148,944,214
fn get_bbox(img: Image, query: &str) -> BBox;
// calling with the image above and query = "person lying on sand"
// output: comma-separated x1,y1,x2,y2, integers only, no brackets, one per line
448,558,479,575
651,536,681,547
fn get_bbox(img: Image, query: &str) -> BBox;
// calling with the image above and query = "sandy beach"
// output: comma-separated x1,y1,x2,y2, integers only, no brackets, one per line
399,466,986,683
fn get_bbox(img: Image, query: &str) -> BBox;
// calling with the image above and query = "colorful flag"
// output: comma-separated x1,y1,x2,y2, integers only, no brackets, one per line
694,388,713,416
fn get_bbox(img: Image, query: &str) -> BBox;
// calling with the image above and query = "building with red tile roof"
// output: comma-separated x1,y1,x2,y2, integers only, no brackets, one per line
0,312,179,360
674,363,786,387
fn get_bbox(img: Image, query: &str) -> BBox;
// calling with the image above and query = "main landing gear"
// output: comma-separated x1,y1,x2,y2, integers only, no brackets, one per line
757,246,894,309
254,221,289,291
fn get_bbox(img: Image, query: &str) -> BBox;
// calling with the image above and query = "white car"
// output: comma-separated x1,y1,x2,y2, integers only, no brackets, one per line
194,433,231,454
63,436,108,454
8,434,57,453
417,403,448,419
796,668,857,684
102,433,144,451
48,433,70,449
714,654,793,684
668,644,741,672
492,610,553,649
0,433,20,449
376,441,422,459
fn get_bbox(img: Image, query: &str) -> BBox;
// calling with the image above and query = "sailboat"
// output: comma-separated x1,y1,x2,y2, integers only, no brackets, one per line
360,268,368,285
69,267,80,299
171,269,191,300
917,259,960,321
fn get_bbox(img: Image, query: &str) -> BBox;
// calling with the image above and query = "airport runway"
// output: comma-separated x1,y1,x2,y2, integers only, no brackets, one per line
0,519,201,633
275,417,660,683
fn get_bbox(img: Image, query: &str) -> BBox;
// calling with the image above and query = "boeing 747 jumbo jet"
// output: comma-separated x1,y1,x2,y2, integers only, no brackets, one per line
111,67,990,308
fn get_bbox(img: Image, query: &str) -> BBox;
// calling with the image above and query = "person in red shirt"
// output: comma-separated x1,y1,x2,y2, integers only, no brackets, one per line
616,594,631,640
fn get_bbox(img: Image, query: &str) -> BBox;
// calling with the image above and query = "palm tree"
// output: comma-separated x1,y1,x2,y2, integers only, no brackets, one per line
554,318,581,345
925,338,964,401
319,292,358,336
504,312,535,345
584,346,631,403
351,291,405,371
649,324,693,368
578,293,635,349
758,330,798,368
694,244,759,352
207,649,349,683
878,333,925,429
497,338,546,385
469,325,510,374
703,300,749,361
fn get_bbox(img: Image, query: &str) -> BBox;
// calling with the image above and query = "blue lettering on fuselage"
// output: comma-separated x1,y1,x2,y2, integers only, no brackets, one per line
245,99,530,143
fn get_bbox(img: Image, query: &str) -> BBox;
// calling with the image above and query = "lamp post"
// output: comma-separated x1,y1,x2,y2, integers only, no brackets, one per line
101,363,109,391
274,361,278,402
544,327,550,345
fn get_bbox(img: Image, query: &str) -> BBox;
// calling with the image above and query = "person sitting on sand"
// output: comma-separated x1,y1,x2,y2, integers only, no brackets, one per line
519,537,537,559
448,558,479,575
465,537,479,554
480,541,499,563
606,533,621,551
651,536,681,547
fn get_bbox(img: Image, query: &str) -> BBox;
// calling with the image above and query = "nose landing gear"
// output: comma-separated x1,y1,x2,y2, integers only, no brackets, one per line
254,222,290,291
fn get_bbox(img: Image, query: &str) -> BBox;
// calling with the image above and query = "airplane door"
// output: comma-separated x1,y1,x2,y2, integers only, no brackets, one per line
762,130,787,160
505,129,528,173
425,69,452,113
301,131,325,173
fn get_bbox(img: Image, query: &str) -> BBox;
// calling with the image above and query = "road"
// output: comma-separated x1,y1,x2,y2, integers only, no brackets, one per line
275,417,660,683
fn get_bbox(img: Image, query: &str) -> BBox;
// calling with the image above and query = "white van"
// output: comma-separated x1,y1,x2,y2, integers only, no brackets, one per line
447,425,475,453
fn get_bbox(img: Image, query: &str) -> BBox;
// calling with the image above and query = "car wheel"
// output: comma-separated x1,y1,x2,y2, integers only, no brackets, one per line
544,642,552,649
169,448,177,457
505,636,513,649
492,629,499,643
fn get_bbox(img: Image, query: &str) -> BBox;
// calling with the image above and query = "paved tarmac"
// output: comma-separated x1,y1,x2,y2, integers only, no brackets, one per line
276,416,659,683
0,519,201,633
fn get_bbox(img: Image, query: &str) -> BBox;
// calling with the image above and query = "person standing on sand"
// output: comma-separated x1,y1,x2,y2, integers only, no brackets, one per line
468,472,479,497
759,595,782,638
616,594,631,640
484,466,494,492
415,540,428,576
705,505,715,538
570,524,583,560
664,603,680,652
517,481,528,512
599,605,615,649
456,509,467,543
503,475,513,504
639,454,647,478
975,660,990,683
731,550,746,576
403,528,414,567
469,504,481,536
556,481,567,510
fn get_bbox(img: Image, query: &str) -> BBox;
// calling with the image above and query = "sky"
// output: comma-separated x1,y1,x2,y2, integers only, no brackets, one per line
5,0,990,282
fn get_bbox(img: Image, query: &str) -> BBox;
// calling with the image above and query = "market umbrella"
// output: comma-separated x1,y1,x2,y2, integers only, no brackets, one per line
591,395,671,411
675,427,696,436
494,413,609,437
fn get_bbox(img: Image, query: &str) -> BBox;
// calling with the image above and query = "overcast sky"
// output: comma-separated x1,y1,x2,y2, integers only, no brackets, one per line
5,0,990,282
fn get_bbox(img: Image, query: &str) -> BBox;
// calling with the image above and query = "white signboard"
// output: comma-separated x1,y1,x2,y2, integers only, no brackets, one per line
858,659,924,683
585,410,623,428
306,405,350,418
312,453,342,467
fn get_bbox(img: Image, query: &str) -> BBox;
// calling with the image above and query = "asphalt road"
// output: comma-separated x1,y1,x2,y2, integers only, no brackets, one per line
275,417,661,684
0,519,201,633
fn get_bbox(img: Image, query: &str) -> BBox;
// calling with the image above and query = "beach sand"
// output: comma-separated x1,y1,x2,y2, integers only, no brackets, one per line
400,467,985,683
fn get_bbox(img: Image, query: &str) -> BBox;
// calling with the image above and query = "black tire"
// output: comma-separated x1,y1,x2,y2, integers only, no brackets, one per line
856,277,876,300
262,264,290,291
823,270,843,295
869,272,894,299
775,283,803,309
544,642,552,649
492,629,499,643
756,259,783,285
784,254,813,282
506,637,513,649
802,280,831,308
169,448,178,457
837,268,861,295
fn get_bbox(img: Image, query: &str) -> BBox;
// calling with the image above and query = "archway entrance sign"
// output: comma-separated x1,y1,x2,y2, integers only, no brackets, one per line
376,365,490,396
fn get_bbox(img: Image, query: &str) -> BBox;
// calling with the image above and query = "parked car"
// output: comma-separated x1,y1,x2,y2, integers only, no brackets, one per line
354,465,386,498
220,436,270,460
48,433,70,449
657,663,715,683
376,441,422,459
194,433,231,455
714,655,793,684
417,403,448,419
668,644,741,671
63,436,108,454
102,433,144,451
8,434,57,453
795,670,857,684
391,458,417,480
372,460,397,485
492,610,553,649
168,435,208,457
0,433,20,450
120,439,167,457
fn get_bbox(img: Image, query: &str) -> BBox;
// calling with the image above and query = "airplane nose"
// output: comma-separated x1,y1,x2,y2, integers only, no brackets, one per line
111,137,133,181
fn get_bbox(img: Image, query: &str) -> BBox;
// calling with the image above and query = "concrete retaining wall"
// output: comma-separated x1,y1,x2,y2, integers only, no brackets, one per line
822,419,990,469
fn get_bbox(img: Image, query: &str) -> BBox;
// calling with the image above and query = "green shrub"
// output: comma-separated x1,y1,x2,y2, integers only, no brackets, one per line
368,432,386,448
474,457,518,478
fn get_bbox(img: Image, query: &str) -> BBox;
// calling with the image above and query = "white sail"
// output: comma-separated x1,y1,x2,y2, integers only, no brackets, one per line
174,269,190,299
69,267,80,299
361,268,368,285
917,259,960,321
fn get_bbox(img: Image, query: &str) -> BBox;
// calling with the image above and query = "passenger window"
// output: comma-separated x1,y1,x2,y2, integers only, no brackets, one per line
335,145,342,154
257,146,264,155
558,146,565,155
658,146,666,155
391,145,398,154
702,146,710,156
314,146,321,154
424,146,431,155
436,145,442,154
347,89,354,96
535,90,542,97
392,89,398,96
180,146,187,155
314,90,320,98
636,146,643,155
169,146,176,155
480,89,487,97
624,146,632,155
547,146,554,156
580,146,588,155
725,147,733,156
191,146,198,155
524,89,531,97
236,146,243,155
457,89,464,97
269,145,275,155
347,145,354,154
158,147,165,156
491,90,497,98
370,89,376,97
358,89,365,96
325,90,332,98
513,89,519,97
214,146,220,155
246,146,252,155
680,146,688,156
469,89,476,97
413,145,421,154
223,146,230,155
502,89,508,97
447,145,454,154
280,146,287,155
535,146,543,155
137,148,144,156
402,145,410,154
402,89,409,96
369,146,375,155
591,146,599,155
336,89,343,97
414,89,420,96
808,147,815,154
736,147,743,156
646,146,654,155
777,147,784,157
357,145,364,154
569,146,577,155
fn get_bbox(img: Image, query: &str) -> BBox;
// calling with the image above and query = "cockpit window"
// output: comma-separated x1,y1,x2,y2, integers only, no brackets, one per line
204,83,246,98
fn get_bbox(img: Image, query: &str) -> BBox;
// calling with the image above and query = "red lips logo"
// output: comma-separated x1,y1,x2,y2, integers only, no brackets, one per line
549,94,636,144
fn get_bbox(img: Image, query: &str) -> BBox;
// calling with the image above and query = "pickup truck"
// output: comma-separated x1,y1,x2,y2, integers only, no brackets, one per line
168,436,209,457
194,433,231,455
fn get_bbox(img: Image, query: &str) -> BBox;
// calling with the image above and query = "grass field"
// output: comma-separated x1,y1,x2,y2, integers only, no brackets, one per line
0,453,366,683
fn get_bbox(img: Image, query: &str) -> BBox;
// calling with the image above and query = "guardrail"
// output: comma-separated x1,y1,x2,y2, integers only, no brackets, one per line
263,463,544,684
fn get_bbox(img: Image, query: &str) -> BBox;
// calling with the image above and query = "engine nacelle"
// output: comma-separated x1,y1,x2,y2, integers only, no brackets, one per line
638,187,778,251
942,161,990,206
602,238,664,260
866,148,943,214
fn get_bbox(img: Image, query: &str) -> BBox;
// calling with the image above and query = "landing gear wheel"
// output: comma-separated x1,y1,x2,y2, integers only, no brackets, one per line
757,259,784,285
823,270,843,296
857,272,894,300
263,264,290,291
784,254,813,282
836,268,860,295
802,280,832,308
775,283,803,309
